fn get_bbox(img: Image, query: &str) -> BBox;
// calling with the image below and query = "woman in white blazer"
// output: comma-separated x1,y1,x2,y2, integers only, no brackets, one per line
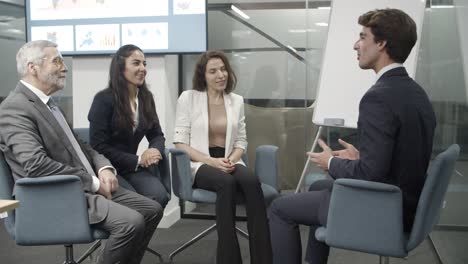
174,51,272,264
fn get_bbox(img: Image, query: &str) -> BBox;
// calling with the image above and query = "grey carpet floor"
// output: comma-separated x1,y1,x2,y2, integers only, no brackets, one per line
1,217,466,264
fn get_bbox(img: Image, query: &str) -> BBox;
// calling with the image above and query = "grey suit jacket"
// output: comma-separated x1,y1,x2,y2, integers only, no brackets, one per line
0,82,111,224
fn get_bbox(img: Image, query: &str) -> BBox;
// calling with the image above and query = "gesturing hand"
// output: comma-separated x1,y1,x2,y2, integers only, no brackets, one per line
307,139,333,171
332,138,360,160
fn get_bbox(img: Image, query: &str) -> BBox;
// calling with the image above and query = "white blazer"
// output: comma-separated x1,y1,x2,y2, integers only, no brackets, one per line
173,90,247,180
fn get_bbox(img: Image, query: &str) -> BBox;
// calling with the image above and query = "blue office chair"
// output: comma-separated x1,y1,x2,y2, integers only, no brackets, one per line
73,127,168,262
0,150,109,264
168,145,279,261
314,144,460,264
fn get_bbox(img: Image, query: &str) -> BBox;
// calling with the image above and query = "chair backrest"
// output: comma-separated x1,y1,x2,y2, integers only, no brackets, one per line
0,151,16,238
74,127,90,143
407,144,460,251
170,148,194,201
0,151,13,200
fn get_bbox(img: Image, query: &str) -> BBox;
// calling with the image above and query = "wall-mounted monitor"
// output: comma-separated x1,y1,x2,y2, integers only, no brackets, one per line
26,0,207,55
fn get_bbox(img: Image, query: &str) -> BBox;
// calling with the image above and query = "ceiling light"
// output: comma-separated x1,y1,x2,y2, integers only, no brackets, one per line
231,5,250,20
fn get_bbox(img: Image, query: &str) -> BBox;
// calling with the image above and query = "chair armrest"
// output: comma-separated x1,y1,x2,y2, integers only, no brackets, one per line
14,175,94,245
324,179,406,257
255,145,279,190
169,148,194,201
159,148,171,198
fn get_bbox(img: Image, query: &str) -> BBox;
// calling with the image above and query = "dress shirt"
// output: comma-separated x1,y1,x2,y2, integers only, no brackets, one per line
132,90,141,171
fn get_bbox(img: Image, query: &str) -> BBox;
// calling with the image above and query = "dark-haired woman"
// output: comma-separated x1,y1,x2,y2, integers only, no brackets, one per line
88,44,169,207
174,50,272,264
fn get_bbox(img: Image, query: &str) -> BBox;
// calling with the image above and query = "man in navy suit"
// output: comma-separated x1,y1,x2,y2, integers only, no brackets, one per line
269,9,436,264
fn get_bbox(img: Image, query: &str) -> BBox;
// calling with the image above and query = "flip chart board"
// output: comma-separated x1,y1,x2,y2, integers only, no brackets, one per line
312,0,426,128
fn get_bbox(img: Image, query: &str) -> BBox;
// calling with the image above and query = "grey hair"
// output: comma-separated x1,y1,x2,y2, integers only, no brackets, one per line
16,40,57,77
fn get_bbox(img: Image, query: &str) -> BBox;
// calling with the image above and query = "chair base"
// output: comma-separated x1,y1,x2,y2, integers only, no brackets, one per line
428,235,444,264
379,256,389,264
77,240,102,263
169,223,249,261
64,245,78,264
146,246,164,262
76,240,164,263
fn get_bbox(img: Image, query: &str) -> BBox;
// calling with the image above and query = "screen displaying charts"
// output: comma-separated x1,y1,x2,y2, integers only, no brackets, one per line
26,0,206,55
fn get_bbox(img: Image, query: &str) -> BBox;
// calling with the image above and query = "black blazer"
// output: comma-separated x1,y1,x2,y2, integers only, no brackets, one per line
329,67,436,232
88,88,165,175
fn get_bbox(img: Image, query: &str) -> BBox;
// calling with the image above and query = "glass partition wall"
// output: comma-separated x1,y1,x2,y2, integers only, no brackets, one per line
418,1,468,263
0,0,25,104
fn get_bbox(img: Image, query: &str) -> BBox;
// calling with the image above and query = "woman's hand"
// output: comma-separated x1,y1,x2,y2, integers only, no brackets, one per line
139,148,162,168
207,157,235,174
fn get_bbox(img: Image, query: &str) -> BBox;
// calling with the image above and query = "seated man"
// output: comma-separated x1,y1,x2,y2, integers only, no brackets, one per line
0,40,163,264
269,9,436,264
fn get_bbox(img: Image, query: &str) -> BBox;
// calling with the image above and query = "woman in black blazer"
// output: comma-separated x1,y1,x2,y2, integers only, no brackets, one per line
88,44,169,207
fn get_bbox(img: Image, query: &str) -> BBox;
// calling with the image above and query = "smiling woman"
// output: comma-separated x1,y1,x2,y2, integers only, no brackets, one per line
173,51,272,264
87,44,169,208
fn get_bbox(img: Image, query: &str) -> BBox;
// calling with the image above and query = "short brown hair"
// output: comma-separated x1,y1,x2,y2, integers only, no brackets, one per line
359,8,417,63
192,50,237,93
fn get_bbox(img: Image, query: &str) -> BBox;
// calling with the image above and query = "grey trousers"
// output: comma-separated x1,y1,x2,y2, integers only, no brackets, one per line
269,179,333,264
93,187,163,264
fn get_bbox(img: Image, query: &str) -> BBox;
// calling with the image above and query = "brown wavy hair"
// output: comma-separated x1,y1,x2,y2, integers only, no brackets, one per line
192,50,237,94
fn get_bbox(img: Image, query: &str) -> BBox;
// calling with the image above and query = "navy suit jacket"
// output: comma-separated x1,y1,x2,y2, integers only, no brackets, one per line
329,67,436,232
88,88,165,175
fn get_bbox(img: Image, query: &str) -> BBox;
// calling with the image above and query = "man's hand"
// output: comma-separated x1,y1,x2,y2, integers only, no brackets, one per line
307,139,333,171
139,148,162,168
332,138,360,160
207,157,235,174
97,169,118,199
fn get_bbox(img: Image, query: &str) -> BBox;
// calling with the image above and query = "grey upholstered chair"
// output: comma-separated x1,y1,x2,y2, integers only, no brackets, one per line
168,145,280,261
314,144,460,264
73,127,168,262
0,150,109,264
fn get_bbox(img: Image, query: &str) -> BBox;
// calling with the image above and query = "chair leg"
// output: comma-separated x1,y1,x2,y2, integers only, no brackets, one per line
428,234,444,264
146,247,164,262
77,240,102,263
235,226,249,240
169,223,217,261
63,244,78,264
379,256,389,264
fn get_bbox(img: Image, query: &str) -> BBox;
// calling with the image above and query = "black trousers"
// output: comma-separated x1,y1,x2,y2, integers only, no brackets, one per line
269,179,334,264
194,147,272,264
